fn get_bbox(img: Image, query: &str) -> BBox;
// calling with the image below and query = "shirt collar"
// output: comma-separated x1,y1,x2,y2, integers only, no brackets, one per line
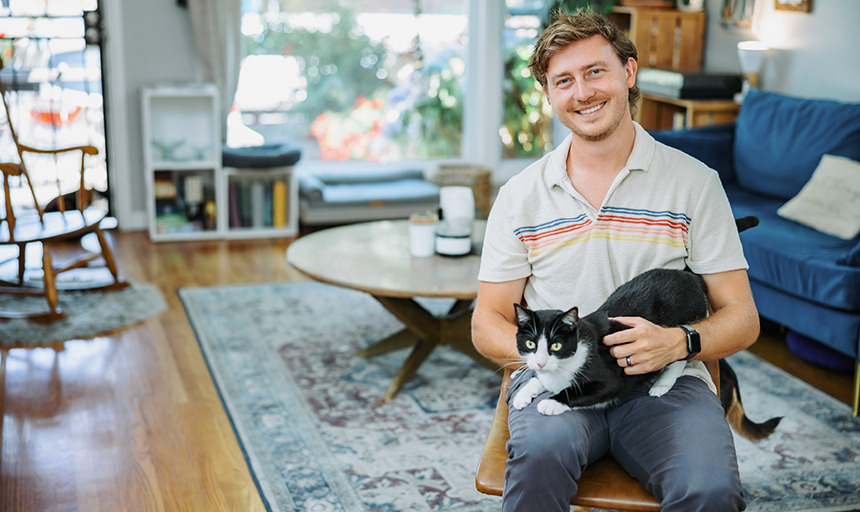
543,121,657,189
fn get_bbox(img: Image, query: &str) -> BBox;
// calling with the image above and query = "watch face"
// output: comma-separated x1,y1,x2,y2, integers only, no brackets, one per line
681,325,700,358
688,330,701,354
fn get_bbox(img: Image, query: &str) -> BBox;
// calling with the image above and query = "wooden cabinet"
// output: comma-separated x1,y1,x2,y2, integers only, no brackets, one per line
609,6,706,70
608,7,739,131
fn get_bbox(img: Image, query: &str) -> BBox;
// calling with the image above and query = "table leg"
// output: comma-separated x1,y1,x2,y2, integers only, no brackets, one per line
355,328,416,358
362,296,497,403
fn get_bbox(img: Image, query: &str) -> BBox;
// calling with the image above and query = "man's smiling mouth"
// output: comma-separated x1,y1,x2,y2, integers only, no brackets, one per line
577,102,606,115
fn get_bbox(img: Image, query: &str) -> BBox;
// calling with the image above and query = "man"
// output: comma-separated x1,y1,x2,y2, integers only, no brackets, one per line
471,10,759,512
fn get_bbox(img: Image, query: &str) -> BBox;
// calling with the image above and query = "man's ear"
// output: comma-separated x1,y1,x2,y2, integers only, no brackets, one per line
543,84,551,105
625,57,638,89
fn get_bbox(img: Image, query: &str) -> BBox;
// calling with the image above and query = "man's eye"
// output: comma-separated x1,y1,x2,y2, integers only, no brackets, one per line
557,78,570,86
551,342,562,351
526,340,536,349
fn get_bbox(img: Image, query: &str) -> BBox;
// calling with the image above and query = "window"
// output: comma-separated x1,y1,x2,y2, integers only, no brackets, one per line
236,0,467,163
0,0,106,208
502,0,554,159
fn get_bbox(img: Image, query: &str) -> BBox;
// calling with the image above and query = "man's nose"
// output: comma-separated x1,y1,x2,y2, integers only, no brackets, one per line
572,79,596,102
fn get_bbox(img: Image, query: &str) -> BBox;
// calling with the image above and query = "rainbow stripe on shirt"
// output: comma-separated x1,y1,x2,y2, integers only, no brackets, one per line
515,206,690,258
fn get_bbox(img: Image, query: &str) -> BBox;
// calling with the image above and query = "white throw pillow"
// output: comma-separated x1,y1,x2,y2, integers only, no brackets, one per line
777,154,860,240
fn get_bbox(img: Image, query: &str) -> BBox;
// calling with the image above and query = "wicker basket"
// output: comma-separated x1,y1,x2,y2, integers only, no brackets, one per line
427,164,492,218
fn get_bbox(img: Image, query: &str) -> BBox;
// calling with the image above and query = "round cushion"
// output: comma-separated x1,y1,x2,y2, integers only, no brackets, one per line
785,330,854,374
222,142,301,168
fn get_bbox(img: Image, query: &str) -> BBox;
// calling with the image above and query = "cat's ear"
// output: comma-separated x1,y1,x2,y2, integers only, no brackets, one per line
559,307,579,328
513,304,533,326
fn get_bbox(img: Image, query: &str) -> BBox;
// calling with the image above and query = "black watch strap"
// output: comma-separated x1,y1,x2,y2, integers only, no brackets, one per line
679,324,701,360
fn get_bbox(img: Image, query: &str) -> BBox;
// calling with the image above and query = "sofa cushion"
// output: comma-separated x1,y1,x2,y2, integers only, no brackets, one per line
724,183,860,311
777,154,860,240
222,142,302,168
297,168,439,205
734,92,860,200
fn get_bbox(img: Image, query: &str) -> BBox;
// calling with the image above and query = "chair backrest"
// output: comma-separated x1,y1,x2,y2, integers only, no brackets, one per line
0,57,98,223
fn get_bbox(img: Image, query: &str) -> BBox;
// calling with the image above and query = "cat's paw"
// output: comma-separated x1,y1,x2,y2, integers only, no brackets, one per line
648,382,672,397
537,399,570,416
511,390,534,410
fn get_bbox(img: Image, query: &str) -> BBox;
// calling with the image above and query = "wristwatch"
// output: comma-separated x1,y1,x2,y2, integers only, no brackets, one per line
679,324,701,360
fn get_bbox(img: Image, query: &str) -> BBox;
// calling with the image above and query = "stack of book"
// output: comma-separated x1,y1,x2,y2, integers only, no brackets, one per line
637,68,743,100
229,179,290,229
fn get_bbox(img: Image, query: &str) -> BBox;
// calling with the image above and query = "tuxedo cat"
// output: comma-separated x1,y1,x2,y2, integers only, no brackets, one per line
511,215,782,438
511,268,708,415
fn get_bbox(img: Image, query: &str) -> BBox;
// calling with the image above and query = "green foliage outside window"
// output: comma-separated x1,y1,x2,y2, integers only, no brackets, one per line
502,43,553,159
242,2,464,162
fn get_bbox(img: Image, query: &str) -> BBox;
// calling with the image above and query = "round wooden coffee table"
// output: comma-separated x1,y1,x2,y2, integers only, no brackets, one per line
286,219,495,402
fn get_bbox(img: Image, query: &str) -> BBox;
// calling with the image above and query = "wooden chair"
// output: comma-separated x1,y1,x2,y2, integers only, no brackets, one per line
475,360,720,512
0,58,127,322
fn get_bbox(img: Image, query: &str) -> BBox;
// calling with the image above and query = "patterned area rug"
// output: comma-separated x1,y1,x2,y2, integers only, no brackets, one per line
180,281,860,512
0,283,166,346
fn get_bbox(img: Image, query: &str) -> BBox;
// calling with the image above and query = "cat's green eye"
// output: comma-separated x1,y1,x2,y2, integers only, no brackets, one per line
551,342,562,352
525,340,536,349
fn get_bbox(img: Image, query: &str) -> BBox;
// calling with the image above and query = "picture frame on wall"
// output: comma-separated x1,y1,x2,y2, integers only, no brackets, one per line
721,0,757,28
775,0,812,12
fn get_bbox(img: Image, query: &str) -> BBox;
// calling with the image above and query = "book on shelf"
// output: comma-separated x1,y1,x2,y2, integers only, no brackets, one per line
228,179,290,230
251,182,265,228
273,180,287,227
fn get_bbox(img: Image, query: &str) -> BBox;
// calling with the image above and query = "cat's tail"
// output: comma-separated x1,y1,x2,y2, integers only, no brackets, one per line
735,216,759,233
719,359,783,441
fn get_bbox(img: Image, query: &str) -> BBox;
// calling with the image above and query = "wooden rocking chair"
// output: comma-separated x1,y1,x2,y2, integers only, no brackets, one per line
0,58,127,322
475,360,720,511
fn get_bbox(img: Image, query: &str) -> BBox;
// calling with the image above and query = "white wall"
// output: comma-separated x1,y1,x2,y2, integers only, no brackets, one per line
103,0,202,230
702,0,860,103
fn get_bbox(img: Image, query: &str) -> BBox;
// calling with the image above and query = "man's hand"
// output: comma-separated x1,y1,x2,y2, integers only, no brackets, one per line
603,316,688,375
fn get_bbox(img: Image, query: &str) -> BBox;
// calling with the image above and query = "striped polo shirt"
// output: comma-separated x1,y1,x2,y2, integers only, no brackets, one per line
479,122,748,315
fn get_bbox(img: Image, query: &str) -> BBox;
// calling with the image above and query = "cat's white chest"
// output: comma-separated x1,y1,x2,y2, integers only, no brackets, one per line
534,343,590,394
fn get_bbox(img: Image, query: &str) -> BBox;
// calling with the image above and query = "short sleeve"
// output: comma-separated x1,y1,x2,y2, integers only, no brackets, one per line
478,184,532,283
685,171,749,275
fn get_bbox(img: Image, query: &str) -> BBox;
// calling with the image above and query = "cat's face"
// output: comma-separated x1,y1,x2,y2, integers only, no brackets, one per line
514,304,580,374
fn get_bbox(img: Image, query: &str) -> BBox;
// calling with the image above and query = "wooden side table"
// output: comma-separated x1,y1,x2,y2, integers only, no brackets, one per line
636,93,741,131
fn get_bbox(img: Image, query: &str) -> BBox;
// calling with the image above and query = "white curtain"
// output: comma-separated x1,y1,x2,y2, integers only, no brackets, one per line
187,0,242,141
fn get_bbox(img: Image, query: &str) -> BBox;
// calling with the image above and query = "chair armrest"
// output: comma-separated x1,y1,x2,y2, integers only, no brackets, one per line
651,124,736,184
705,360,720,399
297,171,326,202
475,367,514,496
18,143,99,156
0,162,23,176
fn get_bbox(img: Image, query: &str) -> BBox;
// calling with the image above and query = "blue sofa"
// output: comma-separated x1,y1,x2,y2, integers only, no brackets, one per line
651,91,860,414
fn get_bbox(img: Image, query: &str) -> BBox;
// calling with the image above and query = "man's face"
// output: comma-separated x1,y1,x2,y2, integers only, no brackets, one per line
543,35,637,143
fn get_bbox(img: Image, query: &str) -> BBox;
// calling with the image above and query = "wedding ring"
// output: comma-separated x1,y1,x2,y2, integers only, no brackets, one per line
626,356,632,367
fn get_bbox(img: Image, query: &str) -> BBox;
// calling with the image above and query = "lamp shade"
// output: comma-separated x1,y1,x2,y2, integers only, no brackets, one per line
737,41,768,74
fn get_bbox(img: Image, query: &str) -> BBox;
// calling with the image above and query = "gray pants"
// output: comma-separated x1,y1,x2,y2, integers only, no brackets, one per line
503,372,745,512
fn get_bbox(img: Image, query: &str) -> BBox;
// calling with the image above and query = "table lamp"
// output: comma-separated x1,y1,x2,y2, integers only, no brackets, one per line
736,41,768,102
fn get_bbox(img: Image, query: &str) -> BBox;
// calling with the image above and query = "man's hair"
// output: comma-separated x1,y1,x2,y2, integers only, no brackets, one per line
529,9,641,116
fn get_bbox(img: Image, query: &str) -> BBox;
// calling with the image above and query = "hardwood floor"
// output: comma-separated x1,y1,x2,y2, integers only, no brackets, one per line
0,230,855,511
